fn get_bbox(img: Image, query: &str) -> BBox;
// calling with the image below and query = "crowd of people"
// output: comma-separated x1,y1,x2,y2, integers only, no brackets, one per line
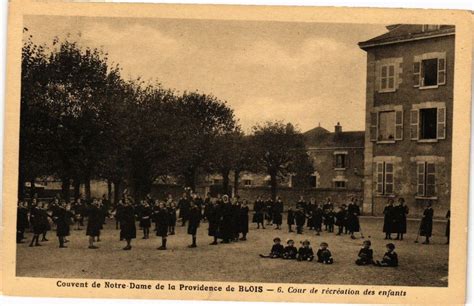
16,191,450,253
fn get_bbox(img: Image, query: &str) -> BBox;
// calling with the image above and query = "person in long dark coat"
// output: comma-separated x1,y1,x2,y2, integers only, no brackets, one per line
54,202,73,248
322,198,334,232
395,198,409,240
347,198,361,239
187,201,201,248
39,202,51,242
335,204,346,235
230,198,241,241
167,201,177,235
287,204,295,232
140,202,152,239
219,195,233,243
238,200,250,240
382,199,395,240
28,201,43,247
178,193,190,226
17,201,29,243
306,198,316,229
72,199,85,230
252,197,265,229
203,193,212,222
119,198,136,250
296,196,307,211
154,202,169,250
113,200,124,230
264,198,273,225
419,202,434,244
295,207,306,234
326,207,335,233
313,203,324,235
272,197,283,230
86,199,101,249
445,209,450,244
208,201,221,245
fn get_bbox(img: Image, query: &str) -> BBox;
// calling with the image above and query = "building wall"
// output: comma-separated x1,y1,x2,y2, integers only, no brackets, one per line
307,147,364,190
364,35,454,217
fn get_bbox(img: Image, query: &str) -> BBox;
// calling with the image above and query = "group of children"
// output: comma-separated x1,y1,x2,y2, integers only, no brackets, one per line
260,237,398,267
259,237,334,263
254,196,364,240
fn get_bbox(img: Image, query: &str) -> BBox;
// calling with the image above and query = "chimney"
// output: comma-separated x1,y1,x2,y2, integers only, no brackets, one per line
335,122,342,134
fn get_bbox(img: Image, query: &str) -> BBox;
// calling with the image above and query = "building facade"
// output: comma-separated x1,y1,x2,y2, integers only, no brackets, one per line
359,24,454,217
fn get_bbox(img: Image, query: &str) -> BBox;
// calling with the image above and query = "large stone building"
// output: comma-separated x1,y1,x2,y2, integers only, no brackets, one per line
359,24,454,217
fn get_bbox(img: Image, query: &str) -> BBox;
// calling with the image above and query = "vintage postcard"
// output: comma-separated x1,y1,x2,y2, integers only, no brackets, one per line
1,0,473,304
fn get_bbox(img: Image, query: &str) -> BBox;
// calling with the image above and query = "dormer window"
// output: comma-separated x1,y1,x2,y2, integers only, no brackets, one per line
422,24,440,32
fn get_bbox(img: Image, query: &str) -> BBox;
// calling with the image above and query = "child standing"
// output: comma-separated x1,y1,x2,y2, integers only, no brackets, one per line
187,201,201,248
335,205,346,235
282,239,298,259
259,237,284,258
287,204,295,232
155,202,170,250
375,243,398,267
295,207,306,234
297,240,314,261
355,240,374,265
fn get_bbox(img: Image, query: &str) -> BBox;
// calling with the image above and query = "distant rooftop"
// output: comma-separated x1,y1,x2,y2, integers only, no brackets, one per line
303,123,364,148
359,24,455,49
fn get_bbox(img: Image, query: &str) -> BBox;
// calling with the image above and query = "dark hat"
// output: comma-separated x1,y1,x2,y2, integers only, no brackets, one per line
273,237,281,242
320,242,328,247
301,240,310,245
363,240,372,246
386,243,395,250
287,239,294,244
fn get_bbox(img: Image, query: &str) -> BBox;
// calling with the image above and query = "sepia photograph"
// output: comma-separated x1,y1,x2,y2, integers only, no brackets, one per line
2,1,472,304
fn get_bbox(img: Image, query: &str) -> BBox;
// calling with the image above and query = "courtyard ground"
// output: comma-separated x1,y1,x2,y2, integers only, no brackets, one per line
16,216,449,287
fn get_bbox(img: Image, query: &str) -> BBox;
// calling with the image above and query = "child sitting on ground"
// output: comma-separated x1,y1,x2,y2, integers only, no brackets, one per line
282,239,298,259
355,240,374,265
259,237,284,258
316,242,334,264
297,240,314,261
375,243,398,267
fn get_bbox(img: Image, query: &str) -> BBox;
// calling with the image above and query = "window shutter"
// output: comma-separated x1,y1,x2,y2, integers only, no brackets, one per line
395,109,404,140
410,109,419,140
376,162,384,194
437,107,446,139
417,162,425,196
370,112,378,141
333,154,337,168
384,162,394,194
413,61,421,87
426,163,436,196
437,57,446,85
381,65,387,91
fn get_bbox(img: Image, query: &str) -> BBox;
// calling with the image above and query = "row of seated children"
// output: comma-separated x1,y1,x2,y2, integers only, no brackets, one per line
356,240,398,267
259,238,334,264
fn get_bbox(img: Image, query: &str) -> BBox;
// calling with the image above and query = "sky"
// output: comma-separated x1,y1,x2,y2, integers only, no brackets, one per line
24,16,387,133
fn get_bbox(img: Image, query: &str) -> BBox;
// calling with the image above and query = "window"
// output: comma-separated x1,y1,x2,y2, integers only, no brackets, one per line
378,111,396,141
370,109,403,142
422,25,440,32
410,106,446,141
334,181,346,189
413,55,446,88
420,108,438,140
334,154,346,169
309,175,317,188
380,64,396,92
417,162,436,197
376,162,394,195
243,179,252,187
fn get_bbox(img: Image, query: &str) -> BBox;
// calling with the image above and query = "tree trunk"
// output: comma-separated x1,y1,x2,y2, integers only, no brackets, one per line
18,174,25,201
30,178,36,200
84,177,91,200
184,167,196,191
233,170,240,197
107,180,112,202
61,177,70,202
73,178,81,200
221,169,230,196
270,173,278,202
113,180,121,204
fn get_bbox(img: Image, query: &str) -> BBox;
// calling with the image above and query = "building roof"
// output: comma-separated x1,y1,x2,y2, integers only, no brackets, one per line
359,24,455,49
303,125,365,148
